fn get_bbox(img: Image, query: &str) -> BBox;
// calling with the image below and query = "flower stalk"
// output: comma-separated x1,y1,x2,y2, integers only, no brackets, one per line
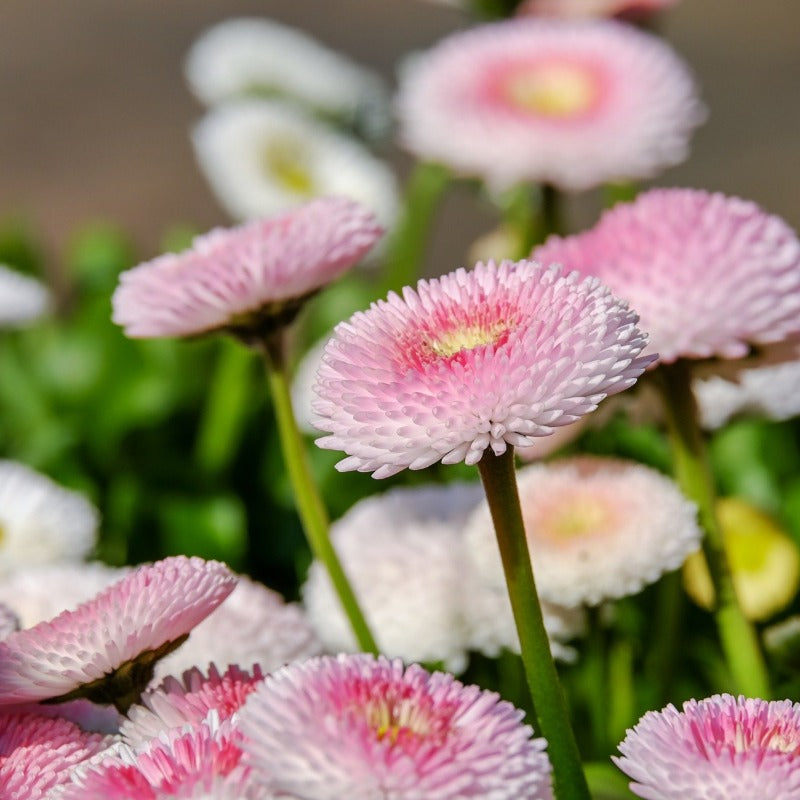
261,328,378,655
655,360,770,698
477,446,591,800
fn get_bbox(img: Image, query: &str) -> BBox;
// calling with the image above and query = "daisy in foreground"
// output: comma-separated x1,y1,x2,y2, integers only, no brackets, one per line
395,18,702,191
614,694,800,799
314,258,652,800
0,556,236,712
238,654,554,800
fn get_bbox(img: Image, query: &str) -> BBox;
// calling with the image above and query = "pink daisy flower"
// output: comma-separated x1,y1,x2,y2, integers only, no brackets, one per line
395,19,703,191
121,664,265,745
61,715,265,800
238,653,553,799
313,259,654,478
534,189,800,364
0,710,110,799
517,0,680,19
465,456,702,607
614,694,800,799
0,556,236,712
112,196,383,340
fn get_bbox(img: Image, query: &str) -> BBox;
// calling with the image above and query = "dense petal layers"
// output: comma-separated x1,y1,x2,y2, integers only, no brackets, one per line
112,196,383,339
615,694,800,799
239,654,553,799
396,18,703,190
314,259,654,477
535,189,800,363
0,556,236,704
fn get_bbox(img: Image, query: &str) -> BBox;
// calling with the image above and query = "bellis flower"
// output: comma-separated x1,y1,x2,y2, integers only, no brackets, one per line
313,259,654,478
0,460,99,574
192,100,399,230
302,483,483,672
614,694,800,799
0,556,236,711
534,188,800,364
466,456,701,607
112,196,383,340
396,18,703,191
0,265,51,328
239,654,554,799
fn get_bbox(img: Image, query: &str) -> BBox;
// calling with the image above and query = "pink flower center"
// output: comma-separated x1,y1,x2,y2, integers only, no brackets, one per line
503,62,599,118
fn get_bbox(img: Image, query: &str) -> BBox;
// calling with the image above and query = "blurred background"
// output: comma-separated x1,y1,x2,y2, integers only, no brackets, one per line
1,0,798,265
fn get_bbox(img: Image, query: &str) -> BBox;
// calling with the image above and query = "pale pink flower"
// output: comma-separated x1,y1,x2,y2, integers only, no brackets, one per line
535,189,800,365
396,19,703,191
122,664,265,745
466,456,701,607
112,196,383,339
518,0,679,19
61,715,266,800
314,259,654,478
0,556,236,709
154,575,321,681
239,654,553,799
614,694,800,799
0,710,110,799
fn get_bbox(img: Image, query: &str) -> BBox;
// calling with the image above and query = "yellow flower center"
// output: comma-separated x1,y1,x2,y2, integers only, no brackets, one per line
261,139,316,196
546,500,613,539
366,699,430,745
505,63,597,118
429,321,509,358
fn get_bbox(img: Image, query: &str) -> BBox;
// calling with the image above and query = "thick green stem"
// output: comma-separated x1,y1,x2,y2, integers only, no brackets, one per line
261,331,378,654
477,447,590,800
656,361,770,698
195,338,254,475
540,183,563,239
380,162,450,296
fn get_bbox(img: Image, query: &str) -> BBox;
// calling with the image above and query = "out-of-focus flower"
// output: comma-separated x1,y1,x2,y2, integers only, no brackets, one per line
193,101,399,231
0,556,236,711
0,265,51,328
695,361,800,429
186,17,390,139
466,456,701,607
61,714,264,800
122,664,265,745
396,19,703,191
314,259,653,478
0,562,125,629
518,0,680,19
303,483,483,672
683,497,800,622
614,694,800,799
154,575,321,680
239,654,554,799
0,710,110,800
535,189,800,365
0,461,99,574
112,196,382,340
291,337,328,434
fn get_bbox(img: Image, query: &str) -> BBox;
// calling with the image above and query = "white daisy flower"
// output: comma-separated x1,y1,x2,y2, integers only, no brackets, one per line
0,462,99,575
185,17,390,139
192,99,399,235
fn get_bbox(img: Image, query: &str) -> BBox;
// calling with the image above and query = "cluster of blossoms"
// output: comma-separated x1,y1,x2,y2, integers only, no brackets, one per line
0,555,555,799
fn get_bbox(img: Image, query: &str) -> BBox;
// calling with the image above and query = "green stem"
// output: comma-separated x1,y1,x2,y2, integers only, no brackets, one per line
646,570,684,707
261,330,378,654
656,361,770,697
477,447,590,800
540,183,563,239
500,184,540,260
380,162,450,296
607,636,635,749
603,181,639,209
195,338,254,475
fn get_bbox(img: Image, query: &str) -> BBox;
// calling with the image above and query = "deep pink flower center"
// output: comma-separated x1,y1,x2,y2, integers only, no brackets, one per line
692,712,800,760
